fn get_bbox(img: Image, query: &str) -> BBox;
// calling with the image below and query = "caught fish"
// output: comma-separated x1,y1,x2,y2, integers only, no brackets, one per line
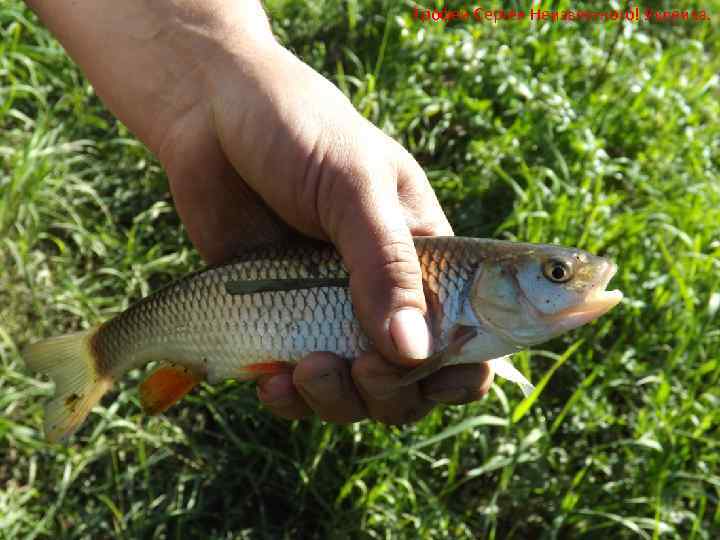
23,237,622,442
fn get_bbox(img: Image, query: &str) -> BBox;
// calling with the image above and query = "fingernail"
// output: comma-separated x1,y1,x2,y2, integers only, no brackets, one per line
389,308,432,360
299,370,342,402
426,388,469,404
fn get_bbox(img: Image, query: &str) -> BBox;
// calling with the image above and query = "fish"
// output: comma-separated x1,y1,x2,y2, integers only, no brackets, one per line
22,237,623,442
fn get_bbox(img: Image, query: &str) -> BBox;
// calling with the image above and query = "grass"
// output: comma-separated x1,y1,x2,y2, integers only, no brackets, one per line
1,0,719,537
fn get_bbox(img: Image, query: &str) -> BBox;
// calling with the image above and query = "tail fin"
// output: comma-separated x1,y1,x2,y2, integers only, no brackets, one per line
22,328,112,443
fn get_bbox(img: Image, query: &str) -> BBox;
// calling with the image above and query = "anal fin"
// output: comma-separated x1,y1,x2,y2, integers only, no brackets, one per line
140,362,204,415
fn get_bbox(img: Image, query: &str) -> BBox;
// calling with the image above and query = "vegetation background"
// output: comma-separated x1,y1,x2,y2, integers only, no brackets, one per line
1,0,718,538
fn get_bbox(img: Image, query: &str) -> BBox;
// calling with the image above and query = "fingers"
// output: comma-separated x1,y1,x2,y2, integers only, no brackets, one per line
256,353,368,423
292,353,367,424
421,362,495,404
352,351,434,425
256,372,312,420
351,354,493,424
321,158,433,367
257,354,494,424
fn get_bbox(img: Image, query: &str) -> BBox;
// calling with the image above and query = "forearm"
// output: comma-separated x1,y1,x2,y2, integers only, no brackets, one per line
24,0,277,151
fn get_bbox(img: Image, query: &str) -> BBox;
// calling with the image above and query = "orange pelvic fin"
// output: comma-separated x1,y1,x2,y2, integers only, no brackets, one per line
140,362,204,415
237,361,294,381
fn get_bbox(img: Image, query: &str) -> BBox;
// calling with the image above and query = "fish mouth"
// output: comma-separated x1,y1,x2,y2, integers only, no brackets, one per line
547,261,623,330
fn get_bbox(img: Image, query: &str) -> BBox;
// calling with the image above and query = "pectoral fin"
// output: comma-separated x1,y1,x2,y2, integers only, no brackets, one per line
397,326,478,386
488,356,535,397
140,362,204,415
396,349,448,387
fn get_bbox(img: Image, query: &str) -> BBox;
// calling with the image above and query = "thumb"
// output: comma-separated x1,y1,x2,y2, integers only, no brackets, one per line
327,172,432,366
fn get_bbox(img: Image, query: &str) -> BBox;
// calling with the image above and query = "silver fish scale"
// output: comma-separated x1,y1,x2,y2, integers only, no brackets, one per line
93,239,480,382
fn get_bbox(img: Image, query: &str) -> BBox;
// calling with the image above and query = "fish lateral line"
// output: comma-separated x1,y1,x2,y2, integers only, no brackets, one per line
225,277,350,295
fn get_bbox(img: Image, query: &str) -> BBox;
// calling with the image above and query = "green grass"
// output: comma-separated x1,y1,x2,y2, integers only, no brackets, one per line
2,0,719,537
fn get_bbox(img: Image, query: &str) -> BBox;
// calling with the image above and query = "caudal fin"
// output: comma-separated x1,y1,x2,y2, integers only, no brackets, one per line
22,328,112,442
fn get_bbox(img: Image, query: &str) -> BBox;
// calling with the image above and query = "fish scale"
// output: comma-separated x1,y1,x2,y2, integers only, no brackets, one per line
23,236,622,442
88,239,476,384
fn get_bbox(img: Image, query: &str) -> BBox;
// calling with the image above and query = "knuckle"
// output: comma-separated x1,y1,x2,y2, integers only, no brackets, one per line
350,356,376,382
296,134,362,236
316,161,370,240
374,240,423,293
351,352,404,380
377,238,420,269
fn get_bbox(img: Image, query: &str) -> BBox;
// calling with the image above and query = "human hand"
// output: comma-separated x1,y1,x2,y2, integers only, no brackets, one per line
28,0,494,424
168,39,495,424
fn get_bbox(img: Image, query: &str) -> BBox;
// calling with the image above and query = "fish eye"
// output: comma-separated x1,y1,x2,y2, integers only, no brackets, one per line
542,259,573,283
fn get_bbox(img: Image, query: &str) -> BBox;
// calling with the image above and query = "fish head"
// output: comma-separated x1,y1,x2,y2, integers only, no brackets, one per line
467,243,623,346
